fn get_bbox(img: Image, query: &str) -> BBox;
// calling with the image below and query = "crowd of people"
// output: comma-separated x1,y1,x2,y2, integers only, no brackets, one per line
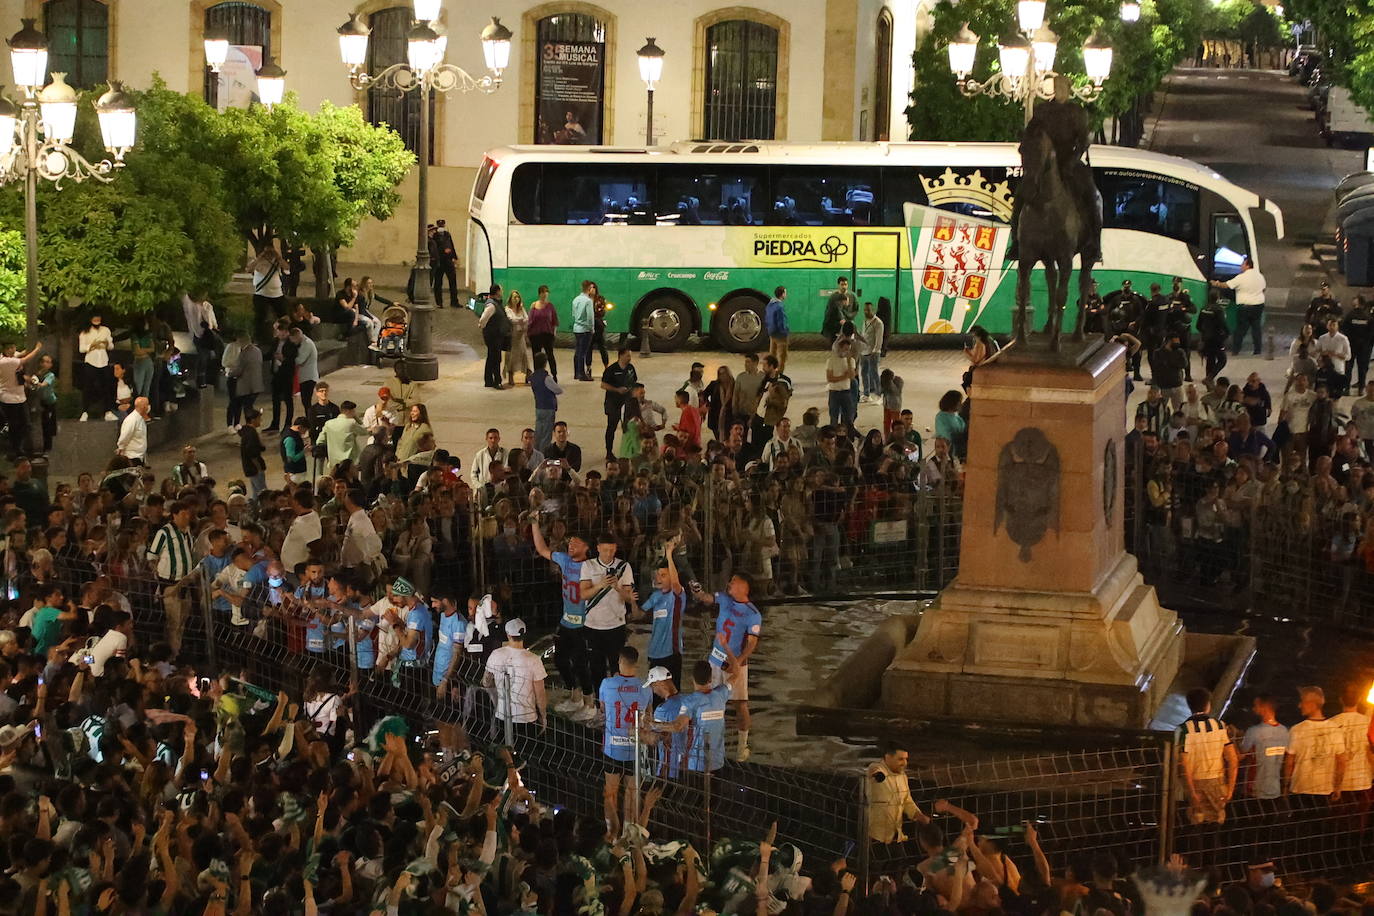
8,260,1374,914
1124,279,1374,605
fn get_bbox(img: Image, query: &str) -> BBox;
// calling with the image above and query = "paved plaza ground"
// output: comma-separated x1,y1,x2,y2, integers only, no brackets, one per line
139,305,1287,485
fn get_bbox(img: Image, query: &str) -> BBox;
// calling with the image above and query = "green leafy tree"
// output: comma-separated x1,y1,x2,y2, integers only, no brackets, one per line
0,81,242,389
0,231,25,338
209,95,414,254
908,0,1205,142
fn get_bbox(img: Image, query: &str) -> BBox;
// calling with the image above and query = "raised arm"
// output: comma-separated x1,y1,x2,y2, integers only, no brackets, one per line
663,536,682,591
530,519,554,561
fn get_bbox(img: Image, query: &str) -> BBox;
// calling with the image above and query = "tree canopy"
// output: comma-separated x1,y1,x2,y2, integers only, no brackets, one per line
908,0,1212,142
0,79,414,329
1292,0,1374,112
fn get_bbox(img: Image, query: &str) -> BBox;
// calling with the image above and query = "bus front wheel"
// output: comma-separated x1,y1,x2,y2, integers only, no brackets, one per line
635,295,694,352
712,296,766,352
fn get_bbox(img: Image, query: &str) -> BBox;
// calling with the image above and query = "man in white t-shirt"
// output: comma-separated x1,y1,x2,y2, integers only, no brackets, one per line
579,533,637,718
1212,257,1266,356
0,340,41,458
483,618,548,737
280,489,322,576
88,610,133,677
116,397,152,464
1330,684,1373,795
1285,686,1347,801
1314,318,1353,377
825,338,858,429
1280,374,1317,454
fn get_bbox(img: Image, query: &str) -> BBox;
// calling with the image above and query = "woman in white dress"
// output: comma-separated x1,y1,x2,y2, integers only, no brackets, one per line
503,290,533,387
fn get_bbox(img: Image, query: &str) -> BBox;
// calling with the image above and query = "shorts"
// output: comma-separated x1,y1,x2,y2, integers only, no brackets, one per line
603,754,635,776
1189,777,1228,825
711,662,749,702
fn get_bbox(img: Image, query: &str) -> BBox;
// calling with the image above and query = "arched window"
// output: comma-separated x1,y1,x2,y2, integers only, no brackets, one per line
43,0,108,89
873,9,893,141
703,19,778,141
533,12,607,144
366,6,436,164
203,1,271,108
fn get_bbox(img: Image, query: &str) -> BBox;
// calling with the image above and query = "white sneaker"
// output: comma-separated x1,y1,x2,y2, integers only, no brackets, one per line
230,612,250,627
556,697,583,714
737,744,751,763
572,705,600,723
103,411,117,421
79,412,88,422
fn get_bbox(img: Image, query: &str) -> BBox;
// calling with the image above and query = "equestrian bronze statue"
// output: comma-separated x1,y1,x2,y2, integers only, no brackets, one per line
1012,81,1103,350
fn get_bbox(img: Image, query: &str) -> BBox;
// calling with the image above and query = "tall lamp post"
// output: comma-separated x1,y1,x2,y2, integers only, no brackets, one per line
2,20,136,340
336,2,511,382
945,0,1114,123
1,19,135,453
637,38,664,146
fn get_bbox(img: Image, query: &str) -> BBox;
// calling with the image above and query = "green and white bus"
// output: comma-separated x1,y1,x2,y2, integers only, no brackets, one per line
465,141,1284,351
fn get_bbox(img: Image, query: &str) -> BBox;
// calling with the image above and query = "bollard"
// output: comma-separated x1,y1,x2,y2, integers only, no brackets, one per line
640,318,653,359
1264,325,1276,360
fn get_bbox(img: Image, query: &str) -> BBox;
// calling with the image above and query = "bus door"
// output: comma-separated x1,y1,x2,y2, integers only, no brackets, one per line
852,231,903,331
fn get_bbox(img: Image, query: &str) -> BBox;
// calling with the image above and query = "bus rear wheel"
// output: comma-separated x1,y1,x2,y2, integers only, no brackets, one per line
635,295,694,352
713,295,766,352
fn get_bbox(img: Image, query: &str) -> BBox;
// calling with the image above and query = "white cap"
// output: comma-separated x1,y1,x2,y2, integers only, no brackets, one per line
505,618,527,637
644,666,673,687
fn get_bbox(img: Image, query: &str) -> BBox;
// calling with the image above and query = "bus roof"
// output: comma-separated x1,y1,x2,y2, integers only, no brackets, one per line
483,140,1282,237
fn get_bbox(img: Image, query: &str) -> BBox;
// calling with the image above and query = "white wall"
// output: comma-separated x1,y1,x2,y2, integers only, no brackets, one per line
0,0,914,264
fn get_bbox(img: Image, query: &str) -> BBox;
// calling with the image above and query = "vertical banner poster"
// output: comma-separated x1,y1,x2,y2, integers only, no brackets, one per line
218,45,263,111
536,41,604,144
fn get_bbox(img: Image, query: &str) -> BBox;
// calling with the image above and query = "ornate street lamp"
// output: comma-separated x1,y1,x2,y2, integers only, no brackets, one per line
3,26,136,456
255,55,287,108
336,5,511,382
203,24,231,73
637,37,665,146
1120,1,1142,23
947,10,1113,123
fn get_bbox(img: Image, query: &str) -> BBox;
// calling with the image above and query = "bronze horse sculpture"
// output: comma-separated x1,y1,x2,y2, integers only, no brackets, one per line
1013,101,1103,351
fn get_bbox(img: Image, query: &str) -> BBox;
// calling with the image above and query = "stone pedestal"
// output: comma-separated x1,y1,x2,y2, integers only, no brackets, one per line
884,338,1184,729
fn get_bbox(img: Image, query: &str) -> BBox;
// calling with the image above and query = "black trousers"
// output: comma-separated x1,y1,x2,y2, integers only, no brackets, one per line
555,625,596,695
604,410,619,458
433,260,458,306
269,372,294,430
2,401,26,457
40,402,56,453
584,625,626,684
484,340,503,387
80,363,110,415
299,380,316,414
1350,345,1372,389
530,332,558,380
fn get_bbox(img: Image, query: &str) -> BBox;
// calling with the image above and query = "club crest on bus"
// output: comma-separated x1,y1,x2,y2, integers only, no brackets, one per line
908,204,1010,333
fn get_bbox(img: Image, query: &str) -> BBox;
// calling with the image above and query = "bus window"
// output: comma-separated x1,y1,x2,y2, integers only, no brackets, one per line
1212,213,1249,279
1098,170,1199,244
511,163,541,223
539,163,654,225
771,167,880,226
880,167,928,226
657,165,767,225
473,156,499,202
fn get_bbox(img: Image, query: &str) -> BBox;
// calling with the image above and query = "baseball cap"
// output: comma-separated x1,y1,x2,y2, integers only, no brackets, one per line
644,666,673,687
505,618,527,637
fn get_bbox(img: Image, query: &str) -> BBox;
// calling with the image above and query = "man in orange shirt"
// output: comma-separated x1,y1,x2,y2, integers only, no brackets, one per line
672,389,701,449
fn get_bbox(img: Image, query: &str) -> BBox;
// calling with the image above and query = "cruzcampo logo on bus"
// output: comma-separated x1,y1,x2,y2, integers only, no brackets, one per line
734,229,851,266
